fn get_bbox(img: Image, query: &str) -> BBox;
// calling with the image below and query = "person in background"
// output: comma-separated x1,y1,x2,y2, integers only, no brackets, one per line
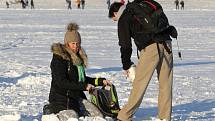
106,0,111,9
20,0,26,9
174,0,179,10
81,0,85,9
66,0,72,9
76,0,81,9
180,0,184,10
25,0,28,6
43,22,112,120
30,0,34,9
6,1,10,8
108,2,173,121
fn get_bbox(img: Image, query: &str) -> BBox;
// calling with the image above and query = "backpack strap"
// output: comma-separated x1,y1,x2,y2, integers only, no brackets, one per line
126,0,160,30
110,85,117,103
143,0,157,10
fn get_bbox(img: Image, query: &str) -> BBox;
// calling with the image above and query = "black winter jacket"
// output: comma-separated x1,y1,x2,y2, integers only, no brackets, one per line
48,43,105,113
118,9,172,70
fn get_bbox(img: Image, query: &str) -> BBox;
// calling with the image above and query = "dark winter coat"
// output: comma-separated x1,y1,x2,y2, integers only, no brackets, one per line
48,43,105,113
118,9,172,70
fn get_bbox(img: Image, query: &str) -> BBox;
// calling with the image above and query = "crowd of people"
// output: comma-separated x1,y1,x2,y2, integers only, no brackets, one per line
5,0,87,9
5,0,126,10
5,0,184,10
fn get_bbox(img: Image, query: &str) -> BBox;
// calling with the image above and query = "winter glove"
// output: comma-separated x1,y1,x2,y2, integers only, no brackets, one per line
86,84,95,92
125,64,136,82
103,80,112,86
168,25,178,39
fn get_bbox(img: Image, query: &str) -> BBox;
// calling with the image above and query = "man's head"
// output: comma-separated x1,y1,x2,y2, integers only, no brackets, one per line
108,2,124,21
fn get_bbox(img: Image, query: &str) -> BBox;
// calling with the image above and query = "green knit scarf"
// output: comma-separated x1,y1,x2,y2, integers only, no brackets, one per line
77,65,85,82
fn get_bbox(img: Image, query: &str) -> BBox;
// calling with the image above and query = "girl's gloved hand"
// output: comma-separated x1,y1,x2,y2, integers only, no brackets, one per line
86,84,95,92
103,80,112,86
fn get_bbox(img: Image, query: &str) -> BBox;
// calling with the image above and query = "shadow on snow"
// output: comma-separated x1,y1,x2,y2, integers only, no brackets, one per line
0,72,47,85
85,61,215,74
134,99,215,120
174,61,215,67
16,99,215,120
19,113,43,121
87,67,122,73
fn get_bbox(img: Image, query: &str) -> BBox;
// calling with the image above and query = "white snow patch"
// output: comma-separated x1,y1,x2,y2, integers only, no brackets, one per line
0,114,21,121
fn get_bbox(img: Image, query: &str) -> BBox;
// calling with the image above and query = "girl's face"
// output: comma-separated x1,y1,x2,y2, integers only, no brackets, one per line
68,42,80,53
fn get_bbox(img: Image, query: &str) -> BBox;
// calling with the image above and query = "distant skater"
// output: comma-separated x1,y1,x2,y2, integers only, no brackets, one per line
174,0,179,10
76,0,81,9
30,0,34,9
180,0,184,10
25,0,29,6
6,1,10,8
106,0,110,9
20,0,26,9
66,0,72,9
81,0,85,9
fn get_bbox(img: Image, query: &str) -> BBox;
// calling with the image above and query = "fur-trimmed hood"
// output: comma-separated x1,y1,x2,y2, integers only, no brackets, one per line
51,43,88,67
51,43,70,61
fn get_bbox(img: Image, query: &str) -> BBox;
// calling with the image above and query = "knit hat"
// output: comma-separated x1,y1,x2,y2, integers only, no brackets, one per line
63,22,88,67
64,22,81,44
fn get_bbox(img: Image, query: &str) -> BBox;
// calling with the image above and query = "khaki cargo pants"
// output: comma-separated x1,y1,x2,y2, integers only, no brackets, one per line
117,41,173,121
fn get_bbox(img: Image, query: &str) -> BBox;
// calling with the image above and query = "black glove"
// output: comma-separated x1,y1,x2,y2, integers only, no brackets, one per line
168,25,178,39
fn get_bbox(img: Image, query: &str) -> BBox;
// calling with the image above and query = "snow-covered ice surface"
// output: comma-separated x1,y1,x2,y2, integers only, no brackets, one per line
0,0,215,121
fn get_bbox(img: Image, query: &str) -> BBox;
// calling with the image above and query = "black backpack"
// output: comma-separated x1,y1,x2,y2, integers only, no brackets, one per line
90,85,120,118
126,0,179,58
126,0,170,34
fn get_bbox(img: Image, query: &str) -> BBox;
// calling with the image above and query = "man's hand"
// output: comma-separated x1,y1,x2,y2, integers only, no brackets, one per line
123,70,129,77
124,64,136,82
